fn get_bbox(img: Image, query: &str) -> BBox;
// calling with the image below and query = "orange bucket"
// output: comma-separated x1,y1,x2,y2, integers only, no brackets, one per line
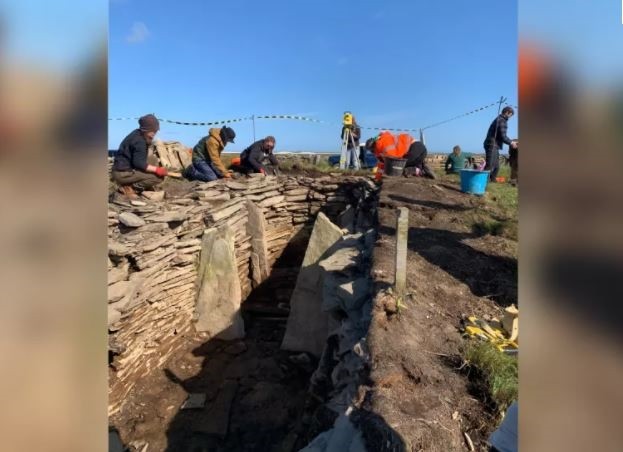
231,157,241,166
496,176,506,183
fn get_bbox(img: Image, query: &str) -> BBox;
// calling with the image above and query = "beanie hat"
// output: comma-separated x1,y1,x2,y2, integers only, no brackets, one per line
139,114,160,133
220,126,236,144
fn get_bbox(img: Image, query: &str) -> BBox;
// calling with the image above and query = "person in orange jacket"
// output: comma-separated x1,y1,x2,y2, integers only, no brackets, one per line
366,131,435,178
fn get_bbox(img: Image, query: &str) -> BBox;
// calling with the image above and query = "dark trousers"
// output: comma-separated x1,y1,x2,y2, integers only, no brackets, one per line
185,160,220,182
405,142,427,168
484,146,500,181
509,148,518,181
111,155,161,190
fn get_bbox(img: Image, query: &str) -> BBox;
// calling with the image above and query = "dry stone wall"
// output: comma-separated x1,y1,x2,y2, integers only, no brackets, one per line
107,174,378,415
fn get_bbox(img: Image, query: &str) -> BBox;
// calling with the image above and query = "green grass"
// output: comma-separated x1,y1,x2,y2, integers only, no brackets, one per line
440,163,518,240
463,341,518,413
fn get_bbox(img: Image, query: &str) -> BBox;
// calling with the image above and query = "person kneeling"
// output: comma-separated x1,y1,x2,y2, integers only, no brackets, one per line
184,126,236,181
111,114,168,199
445,145,472,174
240,135,279,175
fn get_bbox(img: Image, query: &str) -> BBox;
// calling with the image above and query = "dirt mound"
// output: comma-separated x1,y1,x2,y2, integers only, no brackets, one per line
363,176,517,450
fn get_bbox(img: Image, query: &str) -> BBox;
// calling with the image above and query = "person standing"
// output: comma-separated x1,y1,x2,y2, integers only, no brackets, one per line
111,114,168,199
185,126,236,182
483,106,517,181
341,116,361,168
240,136,279,175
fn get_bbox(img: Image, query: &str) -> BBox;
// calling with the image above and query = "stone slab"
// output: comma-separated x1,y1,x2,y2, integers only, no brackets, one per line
281,212,343,357
194,226,245,340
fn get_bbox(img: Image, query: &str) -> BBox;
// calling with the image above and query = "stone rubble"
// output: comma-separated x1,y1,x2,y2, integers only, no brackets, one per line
108,173,378,416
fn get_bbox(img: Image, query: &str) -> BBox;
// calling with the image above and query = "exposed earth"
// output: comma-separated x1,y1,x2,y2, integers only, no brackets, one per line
110,171,518,452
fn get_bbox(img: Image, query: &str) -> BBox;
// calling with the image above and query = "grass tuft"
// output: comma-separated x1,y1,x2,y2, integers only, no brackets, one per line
463,341,518,412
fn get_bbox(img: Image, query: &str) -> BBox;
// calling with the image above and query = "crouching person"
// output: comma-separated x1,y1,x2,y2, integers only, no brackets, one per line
111,114,168,199
184,126,236,181
403,140,436,179
240,135,279,175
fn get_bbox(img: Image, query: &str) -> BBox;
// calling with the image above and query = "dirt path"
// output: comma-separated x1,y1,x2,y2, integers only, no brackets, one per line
363,175,517,451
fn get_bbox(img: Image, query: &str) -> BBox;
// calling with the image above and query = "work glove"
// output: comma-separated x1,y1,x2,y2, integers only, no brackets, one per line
155,167,168,177
259,168,266,175
223,172,232,179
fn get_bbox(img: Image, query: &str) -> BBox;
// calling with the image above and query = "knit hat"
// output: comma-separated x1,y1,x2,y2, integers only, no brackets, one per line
220,126,236,144
139,114,160,133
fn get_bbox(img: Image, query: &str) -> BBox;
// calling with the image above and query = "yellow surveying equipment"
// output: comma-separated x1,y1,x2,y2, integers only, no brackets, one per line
343,111,354,128
339,111,360,170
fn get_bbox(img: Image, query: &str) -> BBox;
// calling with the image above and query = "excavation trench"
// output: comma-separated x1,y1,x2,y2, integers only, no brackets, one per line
108,175,379,451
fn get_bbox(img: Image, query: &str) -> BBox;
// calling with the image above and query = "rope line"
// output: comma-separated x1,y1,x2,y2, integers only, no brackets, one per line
108,99,517,133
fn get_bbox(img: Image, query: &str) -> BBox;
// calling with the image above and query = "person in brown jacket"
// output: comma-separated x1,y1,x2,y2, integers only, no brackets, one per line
184,126,236,181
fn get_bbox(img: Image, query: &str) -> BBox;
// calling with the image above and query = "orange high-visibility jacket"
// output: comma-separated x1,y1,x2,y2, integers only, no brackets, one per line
374,131,413,159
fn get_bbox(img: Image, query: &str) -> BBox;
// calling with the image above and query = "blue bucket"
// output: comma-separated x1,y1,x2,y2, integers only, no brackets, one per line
460,169,490,195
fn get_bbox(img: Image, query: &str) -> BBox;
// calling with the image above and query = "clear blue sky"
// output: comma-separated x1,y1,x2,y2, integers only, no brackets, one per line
520,0,623,86
109,0,517,152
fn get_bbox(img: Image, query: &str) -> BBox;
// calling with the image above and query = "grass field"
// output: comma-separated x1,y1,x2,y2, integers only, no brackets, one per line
438,164,518,241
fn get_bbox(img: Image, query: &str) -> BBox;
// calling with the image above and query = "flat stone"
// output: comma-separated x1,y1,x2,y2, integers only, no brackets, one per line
319,246,361,274
285,195,308,202
225,181,249,190
108,264,128,285
141,191,165,201
108,280,132,303
258,195,286,207
284,188,309,196
118,212,145,227
282,212,343,357
194,226,245,340
147,210,189,223
130,200,147,207
108,305,121,327
181,393,207,410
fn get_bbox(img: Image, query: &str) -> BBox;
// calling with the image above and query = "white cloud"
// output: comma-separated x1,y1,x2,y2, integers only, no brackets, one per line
126,22,150,44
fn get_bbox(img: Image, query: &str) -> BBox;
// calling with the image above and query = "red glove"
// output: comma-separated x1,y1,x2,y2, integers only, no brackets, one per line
259,168,266,175
155,166,168,177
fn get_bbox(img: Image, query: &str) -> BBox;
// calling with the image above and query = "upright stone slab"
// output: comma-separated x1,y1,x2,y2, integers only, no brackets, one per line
194,226,245,340
281,212,343,357
246,200,270,283
395,207,409,297
337,205,356,233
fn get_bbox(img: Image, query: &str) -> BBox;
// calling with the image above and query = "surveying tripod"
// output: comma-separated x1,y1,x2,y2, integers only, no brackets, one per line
339,127,361,170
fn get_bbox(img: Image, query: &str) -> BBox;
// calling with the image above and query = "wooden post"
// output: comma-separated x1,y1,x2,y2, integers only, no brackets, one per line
395,207,409,296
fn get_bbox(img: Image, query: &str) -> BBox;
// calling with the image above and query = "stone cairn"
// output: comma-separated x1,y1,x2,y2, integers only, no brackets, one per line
108,174,378,415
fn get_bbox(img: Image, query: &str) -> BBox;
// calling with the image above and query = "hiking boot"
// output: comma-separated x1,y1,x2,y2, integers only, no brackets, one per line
422,164,437,180
118,185,138,199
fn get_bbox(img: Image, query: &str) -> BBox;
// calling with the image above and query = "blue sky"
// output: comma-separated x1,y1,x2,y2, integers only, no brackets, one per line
520,0,623,86
109,0,518,152
2,1,105,71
